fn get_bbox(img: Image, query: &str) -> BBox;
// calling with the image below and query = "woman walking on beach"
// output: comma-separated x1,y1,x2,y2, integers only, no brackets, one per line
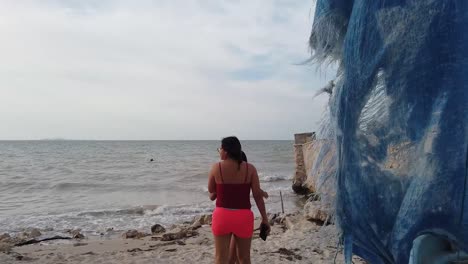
211,151,269,263
208,136,270,264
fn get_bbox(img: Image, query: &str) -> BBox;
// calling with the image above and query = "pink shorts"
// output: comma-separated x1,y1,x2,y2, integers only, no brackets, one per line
211,207,254,238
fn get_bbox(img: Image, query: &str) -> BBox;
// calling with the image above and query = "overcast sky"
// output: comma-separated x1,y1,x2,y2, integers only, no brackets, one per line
0,0,333,140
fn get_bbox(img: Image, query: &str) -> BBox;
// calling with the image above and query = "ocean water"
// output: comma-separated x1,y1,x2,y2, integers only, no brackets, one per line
0,140,301,236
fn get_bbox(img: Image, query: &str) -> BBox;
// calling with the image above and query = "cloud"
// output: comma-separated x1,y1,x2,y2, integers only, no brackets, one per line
0,0,333,140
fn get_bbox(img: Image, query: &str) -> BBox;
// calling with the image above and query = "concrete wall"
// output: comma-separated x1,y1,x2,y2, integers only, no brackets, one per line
292,132,336,202
292,132,316,194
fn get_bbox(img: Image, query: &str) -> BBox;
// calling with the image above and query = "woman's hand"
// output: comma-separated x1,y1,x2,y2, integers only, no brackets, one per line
262,190,269,199
209,192,217,201
261,218,271,235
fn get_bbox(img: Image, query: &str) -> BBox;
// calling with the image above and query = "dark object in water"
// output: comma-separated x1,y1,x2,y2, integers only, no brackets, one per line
150,158,154,162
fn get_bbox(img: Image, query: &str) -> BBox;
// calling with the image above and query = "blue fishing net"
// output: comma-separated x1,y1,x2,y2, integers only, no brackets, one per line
309,1,468,263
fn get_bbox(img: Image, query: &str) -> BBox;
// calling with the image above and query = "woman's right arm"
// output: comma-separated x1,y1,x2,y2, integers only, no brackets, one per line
208,164,217,201
209,192,217,201
250,165,270,230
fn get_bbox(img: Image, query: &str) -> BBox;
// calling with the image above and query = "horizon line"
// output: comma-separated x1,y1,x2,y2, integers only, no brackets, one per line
0,139,295,141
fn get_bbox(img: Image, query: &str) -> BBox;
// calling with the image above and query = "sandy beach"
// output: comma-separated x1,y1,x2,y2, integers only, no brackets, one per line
0,211,365,264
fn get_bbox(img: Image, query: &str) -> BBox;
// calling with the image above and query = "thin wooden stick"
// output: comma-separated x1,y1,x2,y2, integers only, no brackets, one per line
280,191,285,214
15,236,72,247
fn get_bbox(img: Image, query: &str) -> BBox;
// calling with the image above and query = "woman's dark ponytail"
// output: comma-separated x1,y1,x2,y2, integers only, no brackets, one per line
236,152,242,168
241,151,248,162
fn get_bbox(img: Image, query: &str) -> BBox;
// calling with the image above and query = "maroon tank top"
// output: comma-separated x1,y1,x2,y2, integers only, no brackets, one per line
215,162,251,209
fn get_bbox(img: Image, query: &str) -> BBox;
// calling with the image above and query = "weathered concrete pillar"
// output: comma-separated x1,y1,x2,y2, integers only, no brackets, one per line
292,132,315,195
294,133,315,145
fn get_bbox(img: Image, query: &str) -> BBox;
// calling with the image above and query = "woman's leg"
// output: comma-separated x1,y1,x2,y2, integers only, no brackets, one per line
228,235,238,264
234,236,252,264
214,234,231,264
